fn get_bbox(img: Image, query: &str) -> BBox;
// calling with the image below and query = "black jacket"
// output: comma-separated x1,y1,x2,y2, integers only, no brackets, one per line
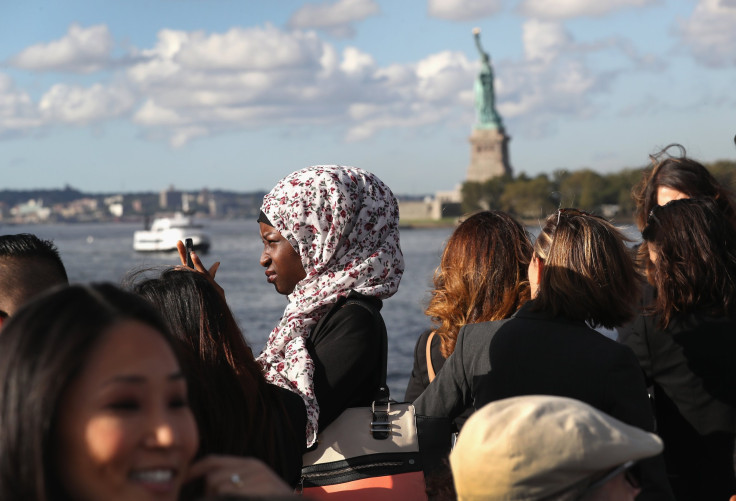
414,300,674,501
405,329,472,430
621,310,736,500
307,291,384,431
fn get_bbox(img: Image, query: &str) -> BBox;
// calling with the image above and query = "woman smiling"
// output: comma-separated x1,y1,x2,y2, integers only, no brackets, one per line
0,284,293,501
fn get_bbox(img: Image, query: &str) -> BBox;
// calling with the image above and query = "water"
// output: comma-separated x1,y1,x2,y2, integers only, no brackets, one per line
4,220,454,398
4,220,640,399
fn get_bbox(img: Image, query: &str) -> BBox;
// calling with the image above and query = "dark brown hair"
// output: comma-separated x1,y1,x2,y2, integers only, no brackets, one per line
132,269,290,473
632,144,736,273
425,211,532,357
643,198,736,328
0,283,178,501
0,233,69,317
532,209,640,328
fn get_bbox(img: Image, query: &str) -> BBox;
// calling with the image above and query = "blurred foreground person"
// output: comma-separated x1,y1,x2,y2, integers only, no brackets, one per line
0,233,68,327
451,395,663,501
133,268,306,487
0,283,293,501
623,198,736,500
415,209,673,499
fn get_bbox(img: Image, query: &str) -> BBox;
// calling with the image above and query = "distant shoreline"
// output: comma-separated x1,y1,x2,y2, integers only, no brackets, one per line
400,213,636,230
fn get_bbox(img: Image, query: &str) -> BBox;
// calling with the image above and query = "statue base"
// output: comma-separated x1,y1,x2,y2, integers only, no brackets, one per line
466,128,512,183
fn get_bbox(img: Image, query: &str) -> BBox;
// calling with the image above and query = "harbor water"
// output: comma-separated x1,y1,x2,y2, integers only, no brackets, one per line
4,219,639,399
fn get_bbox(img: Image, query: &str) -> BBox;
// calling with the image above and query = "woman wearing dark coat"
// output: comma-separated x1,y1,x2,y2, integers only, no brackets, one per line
621,198,736,500
415,208,674,500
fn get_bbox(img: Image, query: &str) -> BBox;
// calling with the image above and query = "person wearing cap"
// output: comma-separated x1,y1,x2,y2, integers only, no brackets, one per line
451,395,663,501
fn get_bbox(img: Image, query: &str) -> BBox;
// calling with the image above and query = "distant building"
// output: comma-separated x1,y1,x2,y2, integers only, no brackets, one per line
182,192,194,213
11,199,51,222
160,185,180,209
398,188,462,222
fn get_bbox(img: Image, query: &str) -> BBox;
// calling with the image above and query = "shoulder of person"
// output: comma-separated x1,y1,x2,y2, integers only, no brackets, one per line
459,318,510,341
330,291,384,321
310,291,385,343
341,290,383,311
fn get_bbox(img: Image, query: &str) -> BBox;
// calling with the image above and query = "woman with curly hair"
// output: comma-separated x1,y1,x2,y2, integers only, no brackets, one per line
404,210,532,415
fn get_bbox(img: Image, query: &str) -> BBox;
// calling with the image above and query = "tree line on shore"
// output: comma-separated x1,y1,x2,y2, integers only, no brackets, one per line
461,159,736,221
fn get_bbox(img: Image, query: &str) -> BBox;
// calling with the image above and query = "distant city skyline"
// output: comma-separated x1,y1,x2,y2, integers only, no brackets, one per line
2,0,735,195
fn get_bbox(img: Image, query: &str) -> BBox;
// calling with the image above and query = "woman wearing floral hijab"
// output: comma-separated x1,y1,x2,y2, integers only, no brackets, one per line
255,165,404,447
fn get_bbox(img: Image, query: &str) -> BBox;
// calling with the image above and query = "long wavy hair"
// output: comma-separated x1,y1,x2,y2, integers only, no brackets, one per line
131,269,287,472
426,211,532,358
643,198,736,328
632,144,736,275
0,283,181,501
532,209,640,328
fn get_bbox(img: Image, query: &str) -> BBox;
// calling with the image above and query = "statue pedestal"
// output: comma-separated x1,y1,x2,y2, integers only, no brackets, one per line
466,128,512,183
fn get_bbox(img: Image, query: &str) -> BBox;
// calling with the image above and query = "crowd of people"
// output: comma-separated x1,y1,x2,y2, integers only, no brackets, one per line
0,147,734,500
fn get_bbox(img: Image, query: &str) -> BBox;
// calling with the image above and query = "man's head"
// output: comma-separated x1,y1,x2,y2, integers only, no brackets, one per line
450,395,663,501
0,234,68,326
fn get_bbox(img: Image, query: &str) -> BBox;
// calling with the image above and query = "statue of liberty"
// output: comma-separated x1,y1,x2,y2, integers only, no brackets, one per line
473,28,503,130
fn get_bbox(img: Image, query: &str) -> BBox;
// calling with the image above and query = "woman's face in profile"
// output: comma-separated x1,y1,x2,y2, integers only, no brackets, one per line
259,222,307,295
54,320,198,501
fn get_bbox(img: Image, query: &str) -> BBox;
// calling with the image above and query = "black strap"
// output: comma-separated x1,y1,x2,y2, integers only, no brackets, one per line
343,297,392,440
342,298,390,400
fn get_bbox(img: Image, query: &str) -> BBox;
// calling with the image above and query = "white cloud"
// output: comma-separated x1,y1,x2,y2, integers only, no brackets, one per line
340,47,376,77
9,24,114,73
415,51,475,102
288,0,380,38
38,84,135,124
428,0,503,21
1,20,662,147
678,0,736,67
132,99,186,126
0,74,43,134
121,25,477,146
490,20,635,137
174,26,327,71
519,0,657,20
522,20,572,63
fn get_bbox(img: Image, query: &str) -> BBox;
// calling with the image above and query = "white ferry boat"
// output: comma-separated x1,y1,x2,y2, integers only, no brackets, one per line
133,213,211,253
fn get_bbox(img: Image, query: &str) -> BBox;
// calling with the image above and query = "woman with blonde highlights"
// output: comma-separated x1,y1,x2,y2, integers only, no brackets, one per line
405,211,531,405
529,209,640,328
415,209,673,498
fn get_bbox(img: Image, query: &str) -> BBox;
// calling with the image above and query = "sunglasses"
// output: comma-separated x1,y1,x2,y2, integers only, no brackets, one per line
576,460,639,500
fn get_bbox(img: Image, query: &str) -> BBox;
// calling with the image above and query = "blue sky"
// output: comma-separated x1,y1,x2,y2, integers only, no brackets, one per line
1,0,735,195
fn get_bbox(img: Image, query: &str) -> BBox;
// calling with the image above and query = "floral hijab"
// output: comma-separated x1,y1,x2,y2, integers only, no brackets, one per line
256,165,404,446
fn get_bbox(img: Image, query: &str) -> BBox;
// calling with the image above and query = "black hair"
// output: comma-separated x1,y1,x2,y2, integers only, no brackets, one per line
0,234,68,283
0,283,177,501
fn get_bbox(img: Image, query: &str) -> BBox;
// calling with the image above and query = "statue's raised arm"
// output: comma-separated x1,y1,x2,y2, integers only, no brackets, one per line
473,27,490,65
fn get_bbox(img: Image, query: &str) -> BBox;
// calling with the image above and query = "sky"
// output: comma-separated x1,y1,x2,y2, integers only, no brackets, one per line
1,0,735,195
